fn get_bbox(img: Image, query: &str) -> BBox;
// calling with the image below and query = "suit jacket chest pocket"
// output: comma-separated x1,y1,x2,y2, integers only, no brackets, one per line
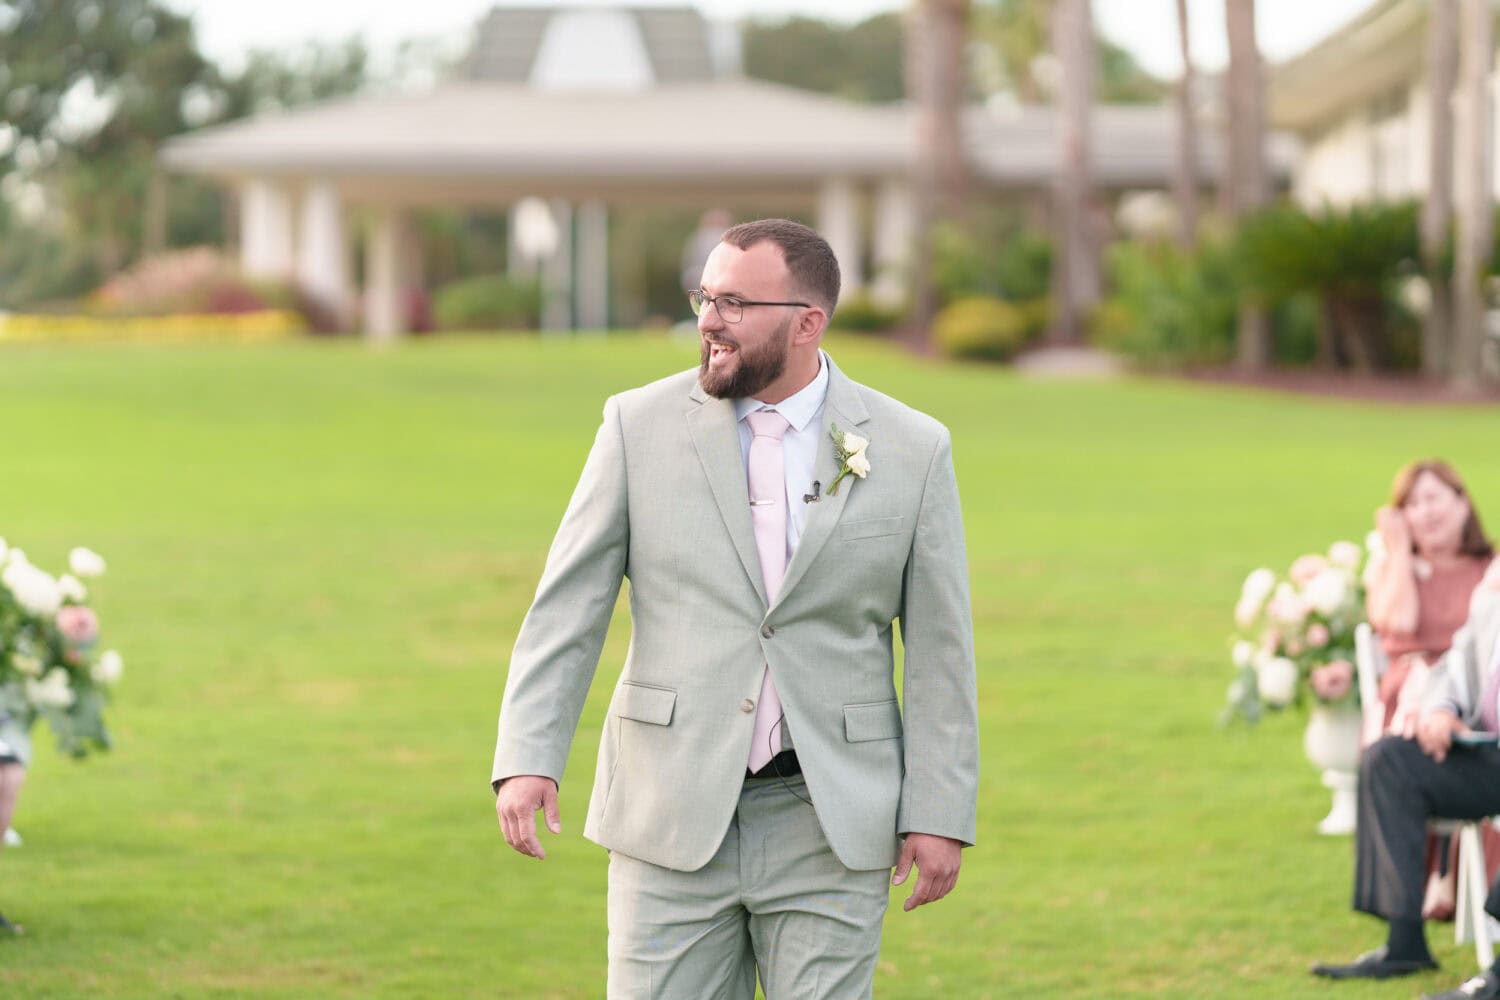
839,515,904,542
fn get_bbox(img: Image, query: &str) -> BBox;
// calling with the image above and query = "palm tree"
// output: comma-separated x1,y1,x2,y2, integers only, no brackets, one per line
1224,0,1270,369
907,0,970,347
1450,0,1492,387
1421,0,1458,378
1173,0,1199,249
1050,0,1098,344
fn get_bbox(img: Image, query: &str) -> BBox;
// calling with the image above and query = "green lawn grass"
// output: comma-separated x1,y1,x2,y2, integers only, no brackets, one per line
0,333,1496,998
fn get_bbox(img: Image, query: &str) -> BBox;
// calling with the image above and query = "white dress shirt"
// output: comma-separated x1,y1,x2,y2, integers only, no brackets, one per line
733,351,830,564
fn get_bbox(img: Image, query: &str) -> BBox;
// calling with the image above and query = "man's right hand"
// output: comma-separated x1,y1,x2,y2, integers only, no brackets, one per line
1416,709,1466,763
495,775,561,859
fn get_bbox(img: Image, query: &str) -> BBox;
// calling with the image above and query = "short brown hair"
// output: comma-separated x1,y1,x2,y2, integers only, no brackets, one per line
721,218,841,315
1391,459,1493,558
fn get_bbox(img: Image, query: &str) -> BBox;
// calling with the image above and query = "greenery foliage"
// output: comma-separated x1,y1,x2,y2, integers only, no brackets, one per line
830,292,907,334
1094,239,1240,368
742,14,905,103
432,274,543,332
932,295,1033,361
1236,202,1422,370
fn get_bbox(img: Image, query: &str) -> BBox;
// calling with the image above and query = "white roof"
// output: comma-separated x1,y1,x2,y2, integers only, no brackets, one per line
161,79,1291,198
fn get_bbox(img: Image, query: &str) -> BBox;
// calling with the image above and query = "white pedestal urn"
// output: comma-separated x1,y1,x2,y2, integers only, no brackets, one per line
1303,703,1362,835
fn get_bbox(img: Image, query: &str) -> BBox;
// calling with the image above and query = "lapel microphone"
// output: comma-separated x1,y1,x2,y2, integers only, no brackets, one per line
803,480,821,504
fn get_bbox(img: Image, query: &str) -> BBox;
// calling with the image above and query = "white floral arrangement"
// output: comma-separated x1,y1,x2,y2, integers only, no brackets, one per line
0,540,122,758
1221,538,1367,724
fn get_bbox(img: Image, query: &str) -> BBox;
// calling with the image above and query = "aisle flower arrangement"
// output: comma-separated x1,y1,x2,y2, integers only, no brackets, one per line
1221,538,1367,724
0,541,122,758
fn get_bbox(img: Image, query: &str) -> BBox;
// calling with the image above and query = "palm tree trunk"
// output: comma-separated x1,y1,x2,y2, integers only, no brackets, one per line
907,0,970,349
1173,0,1200,250
1450,0,1492,387
1422,0,1458,378
1225,0,1270,370
1050,0,1098,344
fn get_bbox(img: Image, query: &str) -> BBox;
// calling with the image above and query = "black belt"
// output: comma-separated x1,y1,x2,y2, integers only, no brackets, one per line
746,749,800,780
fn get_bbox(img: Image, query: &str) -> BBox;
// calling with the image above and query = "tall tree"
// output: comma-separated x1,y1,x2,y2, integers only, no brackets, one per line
1450,0,1493,387
970,0,1165,104
1421,0,1458,378
743,14,905,103
1172,0,1200,249
0,0,220,275
1224,0,1271,369
907,0,971,345
1049,0,1098,343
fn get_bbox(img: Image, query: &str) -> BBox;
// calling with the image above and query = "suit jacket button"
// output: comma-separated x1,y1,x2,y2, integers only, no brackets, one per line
741,698,755,713
761,625,776,639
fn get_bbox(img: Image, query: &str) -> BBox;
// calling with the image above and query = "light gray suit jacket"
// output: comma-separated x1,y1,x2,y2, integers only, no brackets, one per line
1423,583,1500,726
491,357,978,873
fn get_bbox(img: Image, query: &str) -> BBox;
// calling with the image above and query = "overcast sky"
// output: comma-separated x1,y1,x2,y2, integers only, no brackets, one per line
161,0,1379,79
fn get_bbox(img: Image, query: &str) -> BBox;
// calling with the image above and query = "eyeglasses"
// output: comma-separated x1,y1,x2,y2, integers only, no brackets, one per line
688,289,810,324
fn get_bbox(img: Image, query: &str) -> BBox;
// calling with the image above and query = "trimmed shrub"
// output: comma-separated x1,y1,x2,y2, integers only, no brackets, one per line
433,275,541,332
829,292,905,334
932,296,1030,362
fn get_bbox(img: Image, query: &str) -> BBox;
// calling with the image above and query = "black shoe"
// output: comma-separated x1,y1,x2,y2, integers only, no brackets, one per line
1311,946,1438,979
0,912,22,936
1424,970,1500,999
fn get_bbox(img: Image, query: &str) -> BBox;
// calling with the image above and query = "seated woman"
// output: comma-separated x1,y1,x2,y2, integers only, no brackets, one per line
1366,460,1494,735
1362,459,1494,921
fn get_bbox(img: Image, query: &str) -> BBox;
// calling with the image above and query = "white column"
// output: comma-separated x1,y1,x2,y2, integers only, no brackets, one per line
363,206,406,342
817,176,863,296
870,177,915,308
575,199,609,332
239,178,295,280
541,199,574,332
297,180,351,330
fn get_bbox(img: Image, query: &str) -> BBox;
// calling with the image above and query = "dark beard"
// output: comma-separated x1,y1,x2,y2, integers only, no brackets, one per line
698,317,791,399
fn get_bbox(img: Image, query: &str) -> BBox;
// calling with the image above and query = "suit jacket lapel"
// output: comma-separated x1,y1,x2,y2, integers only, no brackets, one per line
686,384,768,607
772,360,871,612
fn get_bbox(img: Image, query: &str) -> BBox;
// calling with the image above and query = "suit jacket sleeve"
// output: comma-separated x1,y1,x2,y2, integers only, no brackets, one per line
895,428,979,845
491,395,629,790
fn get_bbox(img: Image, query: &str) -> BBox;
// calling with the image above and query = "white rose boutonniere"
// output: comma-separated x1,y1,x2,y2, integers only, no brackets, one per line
827,424,871,496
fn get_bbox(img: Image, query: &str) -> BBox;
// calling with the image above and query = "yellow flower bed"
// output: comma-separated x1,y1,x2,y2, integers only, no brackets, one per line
0,310,306,343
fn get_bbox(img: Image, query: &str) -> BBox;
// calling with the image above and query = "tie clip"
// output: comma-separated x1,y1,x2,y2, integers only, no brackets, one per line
749,499,776,506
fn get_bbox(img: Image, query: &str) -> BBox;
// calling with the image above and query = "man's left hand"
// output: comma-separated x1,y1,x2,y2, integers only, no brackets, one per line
891,833,962,912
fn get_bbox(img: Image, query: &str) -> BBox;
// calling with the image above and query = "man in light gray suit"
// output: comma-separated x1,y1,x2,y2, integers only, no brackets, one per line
492,219,978,998
1313,573,1500,996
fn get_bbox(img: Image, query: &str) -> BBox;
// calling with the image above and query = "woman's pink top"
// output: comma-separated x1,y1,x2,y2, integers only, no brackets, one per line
1381,554,1492,660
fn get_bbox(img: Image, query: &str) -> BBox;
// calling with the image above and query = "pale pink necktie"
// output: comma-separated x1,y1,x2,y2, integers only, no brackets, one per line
745,409,791,773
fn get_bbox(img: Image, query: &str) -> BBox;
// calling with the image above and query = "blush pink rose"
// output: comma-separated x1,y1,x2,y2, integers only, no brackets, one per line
1307,623,1331,648
1311,659,1354,701
55,605,99,648
1290,554,1330,585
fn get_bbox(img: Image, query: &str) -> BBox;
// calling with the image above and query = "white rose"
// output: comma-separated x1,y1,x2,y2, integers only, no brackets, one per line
1328,540,1362,571
58,574,87,603
1266,582,1310,630
1232,640,1256,668
1365,530,1386,559
2,560,63,617
0,537,8,564
1305,568,1350,617
25,668,74,709
846,450,871,478
92,649,123,686
841,432,868,455
1257,656,1299,707
69,547,106,578
6,547,26,567
10,653,41,677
